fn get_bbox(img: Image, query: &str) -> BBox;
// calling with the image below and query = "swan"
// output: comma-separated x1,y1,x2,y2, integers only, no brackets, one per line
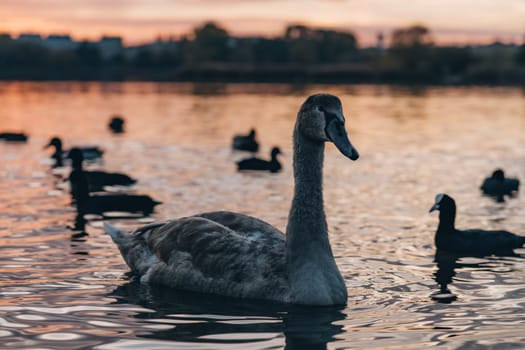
105,93,359,305
232,128,259,152
237,146,282,173
430,193,525,255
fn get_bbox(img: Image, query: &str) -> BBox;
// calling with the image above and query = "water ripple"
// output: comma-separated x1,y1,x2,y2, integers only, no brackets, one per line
0,82,524,348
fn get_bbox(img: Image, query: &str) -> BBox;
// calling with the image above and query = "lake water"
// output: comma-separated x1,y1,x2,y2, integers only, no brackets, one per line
1,82,525,349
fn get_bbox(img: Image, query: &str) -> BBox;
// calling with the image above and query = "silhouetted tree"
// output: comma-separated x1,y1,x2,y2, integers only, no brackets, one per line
391,25,433,48
432,47,474,75
317,30,358,63
389,25,434,78
253,39,289,63
185,22,230,63
284,24,357,64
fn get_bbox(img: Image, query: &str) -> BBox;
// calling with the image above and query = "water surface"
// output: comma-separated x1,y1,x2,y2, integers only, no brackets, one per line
1,82,525,349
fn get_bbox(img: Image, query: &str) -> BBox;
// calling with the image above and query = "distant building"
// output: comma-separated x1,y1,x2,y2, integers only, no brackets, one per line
45,34,77,51
18,33,42,44
0,33,12,41
124,37,180,60
97,36,123,59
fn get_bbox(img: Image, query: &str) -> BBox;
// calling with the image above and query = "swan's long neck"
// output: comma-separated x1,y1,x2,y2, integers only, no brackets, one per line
286,129,328,247
285,125,346,305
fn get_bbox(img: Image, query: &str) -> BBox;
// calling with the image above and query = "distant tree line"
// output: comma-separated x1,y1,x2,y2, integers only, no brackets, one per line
0,22,524,84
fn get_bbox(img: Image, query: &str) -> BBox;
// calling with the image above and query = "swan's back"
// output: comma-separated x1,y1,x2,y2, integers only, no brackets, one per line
106,211,289,301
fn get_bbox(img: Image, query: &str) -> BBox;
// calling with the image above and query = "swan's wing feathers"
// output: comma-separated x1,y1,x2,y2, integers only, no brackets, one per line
140,216,287,299
196,211,285,243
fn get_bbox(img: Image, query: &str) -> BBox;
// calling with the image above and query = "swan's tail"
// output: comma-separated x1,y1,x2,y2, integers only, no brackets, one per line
104,222,131,244
104,222,136,269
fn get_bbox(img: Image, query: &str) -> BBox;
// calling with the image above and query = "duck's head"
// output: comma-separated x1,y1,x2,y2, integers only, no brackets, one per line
298,94,359,161
429,193,455,213
491,169,505,180
45,137,62,150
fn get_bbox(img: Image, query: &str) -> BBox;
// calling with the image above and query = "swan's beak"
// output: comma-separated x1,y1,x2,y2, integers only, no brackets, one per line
429,203,440,213
325,118,359,161
43,142,52,150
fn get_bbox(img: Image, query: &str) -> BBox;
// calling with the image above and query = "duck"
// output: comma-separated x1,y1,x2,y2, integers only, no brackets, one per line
429,193,525,256
109,116,125,134
480,169,519,201
237,147,282,173
0,132,28,142
232,128,259,152
104,93,359,306
45,137,104,166
69,148,160,216
67,147,136,192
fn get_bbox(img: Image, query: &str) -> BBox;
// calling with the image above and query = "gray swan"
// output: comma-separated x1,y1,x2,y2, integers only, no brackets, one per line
104,93,359,305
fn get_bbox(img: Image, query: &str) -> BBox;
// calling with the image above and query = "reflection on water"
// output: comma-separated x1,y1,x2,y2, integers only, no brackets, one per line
110,282,345,350
0,82,525,349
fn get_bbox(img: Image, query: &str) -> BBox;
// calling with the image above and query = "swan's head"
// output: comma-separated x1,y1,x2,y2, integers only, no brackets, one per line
298,93,359,160
429,193,455,213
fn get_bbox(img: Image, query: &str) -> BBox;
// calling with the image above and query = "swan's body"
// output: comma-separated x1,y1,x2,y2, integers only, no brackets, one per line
106,94,359,305
237,147,282,173
430,193,525,256
232,128,259,153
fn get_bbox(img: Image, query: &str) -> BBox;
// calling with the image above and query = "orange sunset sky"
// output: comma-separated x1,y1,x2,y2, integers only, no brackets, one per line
1,0,524,46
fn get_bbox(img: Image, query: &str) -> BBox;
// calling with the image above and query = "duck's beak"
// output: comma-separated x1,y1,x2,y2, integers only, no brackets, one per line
429,203,440,213
325,118,359,161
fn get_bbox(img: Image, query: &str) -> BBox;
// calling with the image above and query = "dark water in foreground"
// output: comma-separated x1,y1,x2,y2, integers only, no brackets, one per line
1,82,525,349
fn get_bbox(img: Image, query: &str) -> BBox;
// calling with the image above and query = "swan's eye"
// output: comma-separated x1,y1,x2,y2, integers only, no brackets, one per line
318,106,325,113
